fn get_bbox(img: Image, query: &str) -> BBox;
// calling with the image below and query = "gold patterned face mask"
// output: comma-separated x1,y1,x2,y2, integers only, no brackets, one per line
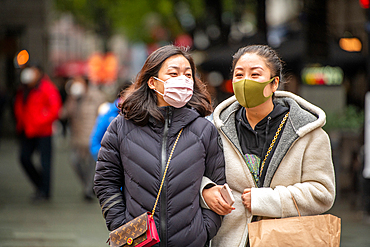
232,77,277,108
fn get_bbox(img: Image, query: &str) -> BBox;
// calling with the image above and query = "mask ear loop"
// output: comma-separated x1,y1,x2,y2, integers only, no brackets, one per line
153,77,165,83
152,77,165,96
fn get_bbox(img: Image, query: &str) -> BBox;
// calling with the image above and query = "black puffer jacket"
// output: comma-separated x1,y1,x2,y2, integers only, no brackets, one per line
94,106,225,247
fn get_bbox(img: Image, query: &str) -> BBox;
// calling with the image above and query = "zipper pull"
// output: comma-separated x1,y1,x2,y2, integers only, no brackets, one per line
265,116,271,136
168,107,173,128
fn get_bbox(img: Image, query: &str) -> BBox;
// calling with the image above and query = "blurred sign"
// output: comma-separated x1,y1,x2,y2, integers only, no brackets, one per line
103,53,119,83
88,53,104,83
87,52,118,84
339,37,362,52
16,50,29,67
54,60,87,78
360,0,369,8
301,66,343,86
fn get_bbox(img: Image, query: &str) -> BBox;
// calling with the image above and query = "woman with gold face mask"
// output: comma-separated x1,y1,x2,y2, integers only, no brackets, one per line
201,45,336,247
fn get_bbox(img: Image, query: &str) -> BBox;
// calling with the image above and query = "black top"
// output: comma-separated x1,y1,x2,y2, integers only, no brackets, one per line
235,103,289,186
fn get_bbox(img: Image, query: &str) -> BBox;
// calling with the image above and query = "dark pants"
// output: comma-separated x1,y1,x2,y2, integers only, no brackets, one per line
70,147,95,198
19,134,52,198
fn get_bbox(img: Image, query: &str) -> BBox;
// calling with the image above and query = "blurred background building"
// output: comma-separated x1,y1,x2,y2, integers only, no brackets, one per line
0,0,369,200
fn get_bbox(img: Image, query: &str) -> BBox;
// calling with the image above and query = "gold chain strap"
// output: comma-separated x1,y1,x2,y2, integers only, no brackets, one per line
151,128,183,217
259,112,289,180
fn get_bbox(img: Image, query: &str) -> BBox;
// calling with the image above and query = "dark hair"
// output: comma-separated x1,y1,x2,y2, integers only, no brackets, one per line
29,62,44,73
231,45,284,83
120,45,212,126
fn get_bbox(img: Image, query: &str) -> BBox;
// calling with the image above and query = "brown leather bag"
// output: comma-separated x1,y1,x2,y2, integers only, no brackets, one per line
109,212,158,247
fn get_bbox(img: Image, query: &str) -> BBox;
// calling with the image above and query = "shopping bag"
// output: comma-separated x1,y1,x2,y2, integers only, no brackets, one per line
248,213,341,247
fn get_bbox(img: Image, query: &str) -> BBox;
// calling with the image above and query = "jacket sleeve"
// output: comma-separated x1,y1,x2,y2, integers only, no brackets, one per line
37,79,62,126
199,176,216,209
251,128,336,218
94,117,126,231
201,123,226,240
90,112,111,161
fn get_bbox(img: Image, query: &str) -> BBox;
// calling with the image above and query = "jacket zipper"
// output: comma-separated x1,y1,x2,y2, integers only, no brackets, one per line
160,107,171,247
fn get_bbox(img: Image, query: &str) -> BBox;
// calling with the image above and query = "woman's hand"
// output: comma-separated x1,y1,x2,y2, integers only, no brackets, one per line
202,185,235,215
242,188,252,212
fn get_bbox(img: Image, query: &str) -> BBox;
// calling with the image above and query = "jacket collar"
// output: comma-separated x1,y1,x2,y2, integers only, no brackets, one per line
149,106,200,135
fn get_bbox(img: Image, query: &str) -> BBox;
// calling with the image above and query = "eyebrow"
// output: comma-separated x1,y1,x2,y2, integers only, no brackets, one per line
234,65,264,72
251,66,264,70
167,65,191,70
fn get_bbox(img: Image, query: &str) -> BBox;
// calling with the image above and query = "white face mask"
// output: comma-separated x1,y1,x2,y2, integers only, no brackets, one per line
20,68,36,85
153,75,194,108
70,81,86,97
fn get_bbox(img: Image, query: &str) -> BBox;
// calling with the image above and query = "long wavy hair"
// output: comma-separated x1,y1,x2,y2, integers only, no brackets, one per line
120,45,212,126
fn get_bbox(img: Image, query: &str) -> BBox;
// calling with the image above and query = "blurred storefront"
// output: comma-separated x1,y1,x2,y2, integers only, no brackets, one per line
0,1,131,137
0,0,52,137
0,0,369,197
197,0,368,198
200,0,367,110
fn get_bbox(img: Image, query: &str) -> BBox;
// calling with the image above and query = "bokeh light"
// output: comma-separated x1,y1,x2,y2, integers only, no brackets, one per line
16,50,29,67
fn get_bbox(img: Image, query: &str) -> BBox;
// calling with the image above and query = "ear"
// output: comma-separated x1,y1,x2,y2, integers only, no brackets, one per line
272,77,279,91
147,77,156,90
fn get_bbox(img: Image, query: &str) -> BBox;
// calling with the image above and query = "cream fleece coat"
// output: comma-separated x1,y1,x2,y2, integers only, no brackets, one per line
211,91,336,247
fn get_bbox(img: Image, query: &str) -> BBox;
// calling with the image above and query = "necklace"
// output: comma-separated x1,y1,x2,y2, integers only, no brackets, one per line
257,112,289,184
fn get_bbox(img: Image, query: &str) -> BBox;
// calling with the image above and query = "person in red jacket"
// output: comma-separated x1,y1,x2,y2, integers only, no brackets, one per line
14,64,62,201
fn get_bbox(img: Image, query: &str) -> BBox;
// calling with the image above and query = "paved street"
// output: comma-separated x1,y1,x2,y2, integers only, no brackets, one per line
0,136,109,247
0,135,370,246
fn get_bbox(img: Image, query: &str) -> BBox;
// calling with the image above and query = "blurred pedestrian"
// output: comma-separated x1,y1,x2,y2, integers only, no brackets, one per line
14,64,62,201
89,96,120,161
60,76,106,200
202,45,336,247
94,45,225,246
89,82,132,161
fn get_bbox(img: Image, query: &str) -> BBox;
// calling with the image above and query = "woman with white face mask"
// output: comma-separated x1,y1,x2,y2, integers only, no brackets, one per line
20,67,39,85
59,76,106,201
202,45,336,247
94,45,225,247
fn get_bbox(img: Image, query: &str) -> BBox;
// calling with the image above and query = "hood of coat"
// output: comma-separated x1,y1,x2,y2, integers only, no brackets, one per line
213,91,326,138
